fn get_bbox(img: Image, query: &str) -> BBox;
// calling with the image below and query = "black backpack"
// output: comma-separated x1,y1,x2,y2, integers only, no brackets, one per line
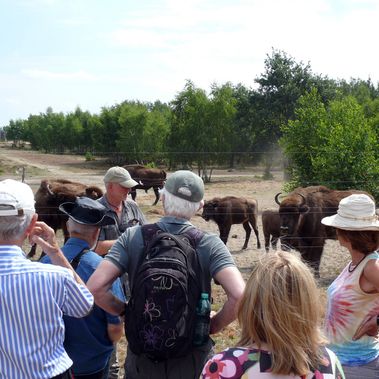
124,224,209,360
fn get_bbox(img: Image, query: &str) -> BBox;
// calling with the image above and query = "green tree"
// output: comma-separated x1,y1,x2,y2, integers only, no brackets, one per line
252,49,339,176
169,81,209,173
4,119,27,147
117,101,149,163
169,81,237,181
281,91,379,198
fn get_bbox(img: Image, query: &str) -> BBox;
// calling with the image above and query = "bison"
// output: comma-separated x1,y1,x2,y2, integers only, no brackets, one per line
275,185,370,275
202,196,261,250
124,165,166,206
28,179,103,258
261,209,282,253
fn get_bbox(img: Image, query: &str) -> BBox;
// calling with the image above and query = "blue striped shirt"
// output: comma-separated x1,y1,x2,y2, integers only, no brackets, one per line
0,245,94,379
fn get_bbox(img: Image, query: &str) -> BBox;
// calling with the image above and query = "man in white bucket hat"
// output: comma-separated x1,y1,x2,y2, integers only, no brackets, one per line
321,193,379,379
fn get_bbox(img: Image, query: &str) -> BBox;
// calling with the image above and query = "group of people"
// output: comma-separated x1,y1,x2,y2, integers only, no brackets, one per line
0,166,378,379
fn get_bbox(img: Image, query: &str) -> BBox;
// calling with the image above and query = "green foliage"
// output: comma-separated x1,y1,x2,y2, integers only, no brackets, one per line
116,100,170,164
85,151,94,161
281,90,379,199
169,81,238,180
2,49,379,178
4,119,27,146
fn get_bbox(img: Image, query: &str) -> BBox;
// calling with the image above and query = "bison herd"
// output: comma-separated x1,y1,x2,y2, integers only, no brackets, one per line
28,167,371,277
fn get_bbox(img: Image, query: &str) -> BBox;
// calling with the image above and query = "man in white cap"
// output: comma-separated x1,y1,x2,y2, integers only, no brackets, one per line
0,179,94,379
87,170,245,379
95,166,147,256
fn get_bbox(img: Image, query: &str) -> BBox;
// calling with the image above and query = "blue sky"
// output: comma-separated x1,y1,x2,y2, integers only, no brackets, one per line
1,0,378,126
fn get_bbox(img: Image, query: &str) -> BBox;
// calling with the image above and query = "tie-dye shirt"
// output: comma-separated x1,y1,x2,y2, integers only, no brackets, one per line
325,251,379,366
201,346,344,378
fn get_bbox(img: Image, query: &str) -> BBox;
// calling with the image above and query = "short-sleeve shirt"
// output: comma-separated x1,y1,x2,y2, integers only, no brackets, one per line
98,196,147,241
201,346,345,379
0,245,93,379
41,238,125,376
104,216,236,288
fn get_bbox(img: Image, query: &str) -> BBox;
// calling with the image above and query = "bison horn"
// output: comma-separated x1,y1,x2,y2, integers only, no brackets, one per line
274,193,282,205
296,192,306,206
46,183,54,196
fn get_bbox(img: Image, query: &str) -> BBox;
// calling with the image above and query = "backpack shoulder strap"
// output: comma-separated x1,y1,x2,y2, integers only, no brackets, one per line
182,227,204,248
183,227,210,295
140,223,162,247
70,247,90,270
140,223,204,248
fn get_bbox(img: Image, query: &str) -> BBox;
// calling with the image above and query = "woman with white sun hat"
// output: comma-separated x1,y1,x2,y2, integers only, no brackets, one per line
321,193,379,378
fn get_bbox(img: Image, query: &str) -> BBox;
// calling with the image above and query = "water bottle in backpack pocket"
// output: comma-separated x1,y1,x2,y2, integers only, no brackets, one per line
193,293,211,346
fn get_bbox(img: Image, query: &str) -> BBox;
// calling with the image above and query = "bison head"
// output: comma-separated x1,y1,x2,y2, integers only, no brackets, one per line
274,192,309,237
202,199,220,221
85,186,104,199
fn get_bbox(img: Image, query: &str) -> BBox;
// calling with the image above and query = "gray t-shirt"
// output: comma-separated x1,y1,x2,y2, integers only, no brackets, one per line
98,196,147,241
104,216,236,286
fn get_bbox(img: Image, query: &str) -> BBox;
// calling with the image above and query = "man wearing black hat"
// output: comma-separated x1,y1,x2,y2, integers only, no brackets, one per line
41,197,125,379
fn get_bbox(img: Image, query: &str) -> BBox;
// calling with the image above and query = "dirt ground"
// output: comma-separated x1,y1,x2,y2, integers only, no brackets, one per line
0,146,351,371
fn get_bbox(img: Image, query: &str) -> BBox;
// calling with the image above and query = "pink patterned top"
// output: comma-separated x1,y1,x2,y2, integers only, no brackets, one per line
325,251,379,366
201,346,344,378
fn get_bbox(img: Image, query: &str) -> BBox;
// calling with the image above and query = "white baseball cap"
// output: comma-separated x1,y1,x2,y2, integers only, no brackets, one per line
103,166,138,188
0,179,35,216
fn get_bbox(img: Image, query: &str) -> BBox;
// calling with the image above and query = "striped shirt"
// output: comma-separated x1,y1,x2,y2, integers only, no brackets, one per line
0,245,94,379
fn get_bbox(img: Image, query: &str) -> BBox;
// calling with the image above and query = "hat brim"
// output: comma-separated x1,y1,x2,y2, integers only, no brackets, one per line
118,178,139,188
321,214,379,231
59,202,115,226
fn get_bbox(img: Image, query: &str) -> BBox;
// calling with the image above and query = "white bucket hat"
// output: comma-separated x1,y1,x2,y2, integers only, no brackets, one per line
321,194,379,231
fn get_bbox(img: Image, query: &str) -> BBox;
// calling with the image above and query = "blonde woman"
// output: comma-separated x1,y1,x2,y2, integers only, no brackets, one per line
321,194,379,378
202,251,345,379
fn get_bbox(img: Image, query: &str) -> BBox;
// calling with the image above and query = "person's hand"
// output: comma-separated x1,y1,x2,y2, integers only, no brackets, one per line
29,221,60,256
353,314,378,340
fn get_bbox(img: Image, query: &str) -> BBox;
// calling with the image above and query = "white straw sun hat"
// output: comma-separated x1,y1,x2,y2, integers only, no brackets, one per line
321,193,379,231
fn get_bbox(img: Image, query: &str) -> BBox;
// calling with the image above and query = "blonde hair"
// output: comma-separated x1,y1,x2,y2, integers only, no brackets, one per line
237,251,327,376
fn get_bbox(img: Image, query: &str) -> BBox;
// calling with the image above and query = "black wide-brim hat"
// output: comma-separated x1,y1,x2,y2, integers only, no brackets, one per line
59,196,115,226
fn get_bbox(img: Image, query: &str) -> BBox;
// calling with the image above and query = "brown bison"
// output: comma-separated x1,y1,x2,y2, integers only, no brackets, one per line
275,185,370,275
202,196,261,250
262,209,282,253
124,165,166,205
28,179,103,258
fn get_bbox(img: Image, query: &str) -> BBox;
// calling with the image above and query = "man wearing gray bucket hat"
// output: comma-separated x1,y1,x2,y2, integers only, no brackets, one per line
87,170,245,379
0,180,93,379
41,197,125,379
321,193,379,378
